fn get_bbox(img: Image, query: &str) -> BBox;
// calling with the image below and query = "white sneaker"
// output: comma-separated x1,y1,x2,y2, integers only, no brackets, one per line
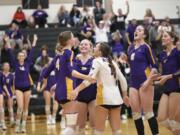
51,117,56,125
2,123,7,131
15,125,21,133
121,114,127,120
47,115,52,125
60,117,66,129
10,120,15,128
21,125,26,133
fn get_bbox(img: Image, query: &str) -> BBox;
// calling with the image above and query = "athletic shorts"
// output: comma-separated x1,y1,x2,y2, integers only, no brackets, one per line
15,86,31,92
130,76,146,90
100,104,121,109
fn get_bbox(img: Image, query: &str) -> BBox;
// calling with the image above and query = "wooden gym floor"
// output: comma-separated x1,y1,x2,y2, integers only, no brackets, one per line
0,118,172,135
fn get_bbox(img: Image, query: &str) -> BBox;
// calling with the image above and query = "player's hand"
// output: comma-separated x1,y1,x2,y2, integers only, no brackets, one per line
70,90,79,101
157,75,171,85
123,96,130,107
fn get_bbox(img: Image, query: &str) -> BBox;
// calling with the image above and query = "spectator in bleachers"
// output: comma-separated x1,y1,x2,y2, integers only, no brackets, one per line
110,0,129,33
6,23,23,49
149,21,163,57
27,16,35,28
110,30,124,58
144,8,155,24
12,7,27,28
80,18,95,43
93,1,106,25
57,5,70,27
0,35,11,65
125,19,137,46
34,45,52,73
93,19,109,43
102,13,112,32
70,4,81,27
32,5,48,28
80,5,92,26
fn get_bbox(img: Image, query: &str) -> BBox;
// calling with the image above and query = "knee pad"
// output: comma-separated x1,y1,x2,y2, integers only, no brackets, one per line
65,113,78,126
17,108,23,115
169,120,180,131
144,112,154,120
61,127,75,135
132,112,141,120
23,111,28,117
113,129,122,135
159,119,170,127
94,130,103,135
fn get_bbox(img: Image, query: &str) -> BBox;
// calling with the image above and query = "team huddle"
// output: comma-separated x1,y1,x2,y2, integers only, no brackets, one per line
0,25,180,135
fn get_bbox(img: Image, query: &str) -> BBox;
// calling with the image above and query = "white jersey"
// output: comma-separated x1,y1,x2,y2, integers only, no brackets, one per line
83,57,128,106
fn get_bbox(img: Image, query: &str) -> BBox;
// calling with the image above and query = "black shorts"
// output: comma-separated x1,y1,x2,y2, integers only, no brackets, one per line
15,86,31,92
57,99,70,105
100,104,121,109
164,89,180,96
77,98,95,104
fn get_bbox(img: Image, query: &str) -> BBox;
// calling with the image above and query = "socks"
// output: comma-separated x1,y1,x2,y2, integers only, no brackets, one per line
134,118,144,135
148,116,159,135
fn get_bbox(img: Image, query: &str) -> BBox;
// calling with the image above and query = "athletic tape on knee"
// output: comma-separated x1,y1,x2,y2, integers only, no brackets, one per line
132,112,142,120
144,112,154,120
65,113,78,126
159,119,170,127
169,120,180,131
23,111,28,117
61,127,74,135
113,129,122,135
17,108,23,115
94,130,103,135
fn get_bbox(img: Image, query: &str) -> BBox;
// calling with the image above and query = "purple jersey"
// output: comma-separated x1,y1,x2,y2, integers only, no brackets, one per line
38,67,56,91
2,73,14,97
159,48,180,92
43,49,74,102
8,48,34,89
73,57,97,102
128,44,157,89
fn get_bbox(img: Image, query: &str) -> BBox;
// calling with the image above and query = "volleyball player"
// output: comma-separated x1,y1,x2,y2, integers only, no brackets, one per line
7,34,38,133
37,58,58,125
157,31,180,135
73,39,97,134
2,62,15,127
41,31,94,135
0,71,7,130
71,42,128,135
128,25,159,135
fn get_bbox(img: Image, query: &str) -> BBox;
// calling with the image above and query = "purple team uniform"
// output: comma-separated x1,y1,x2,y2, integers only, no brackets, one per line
38,67,56,91
8,48,34,91
159,48,180,95
128,44,157,89
43,49,74,103
2,73,14,97
73,57,97,103
0,72,3,94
